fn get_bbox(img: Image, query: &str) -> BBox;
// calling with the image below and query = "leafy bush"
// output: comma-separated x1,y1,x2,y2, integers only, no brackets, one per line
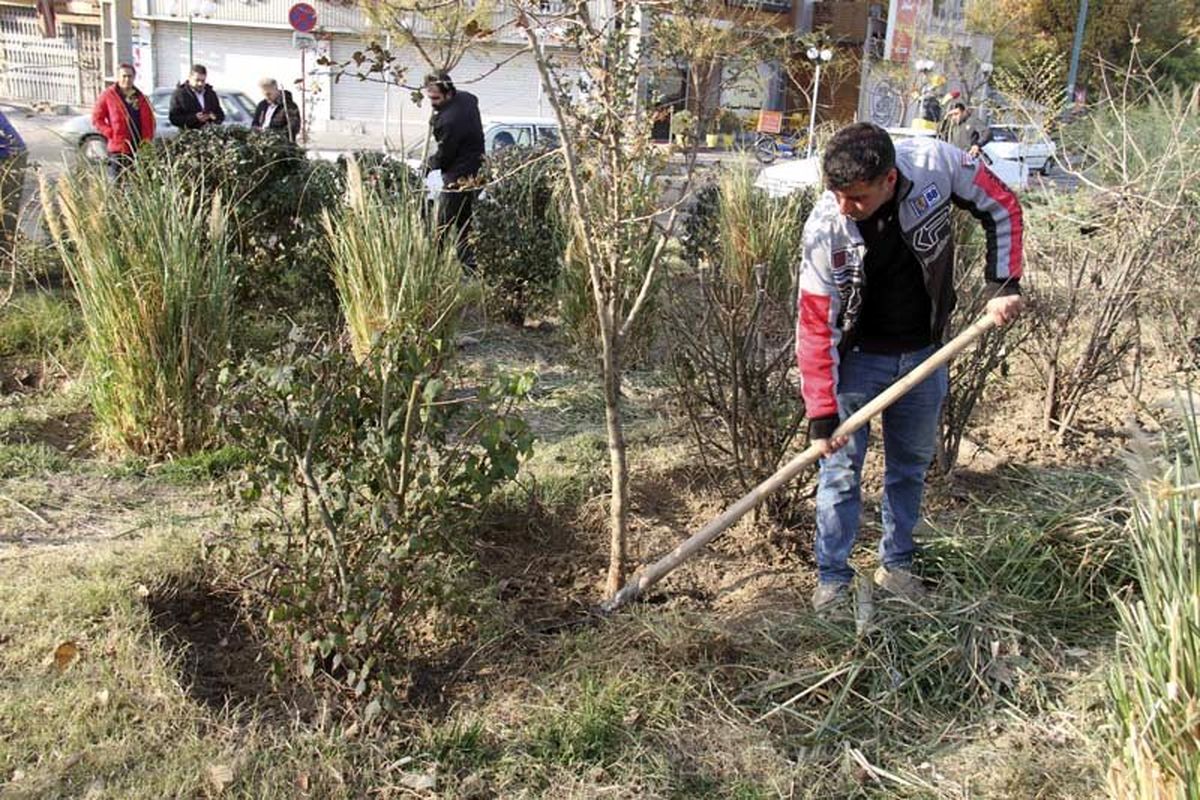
216,327,533,716
160,127,338,307
323,159,464,361
471,145,566,325
42,158,233,456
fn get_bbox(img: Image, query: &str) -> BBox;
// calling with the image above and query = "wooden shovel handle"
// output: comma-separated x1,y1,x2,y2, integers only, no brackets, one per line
603,314,998,612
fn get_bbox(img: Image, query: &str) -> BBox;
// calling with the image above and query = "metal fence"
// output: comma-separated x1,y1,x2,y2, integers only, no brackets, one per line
0,8,102,107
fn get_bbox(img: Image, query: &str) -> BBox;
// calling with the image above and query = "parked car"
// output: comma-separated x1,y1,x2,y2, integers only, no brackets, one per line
754,126,1029,198
983,123,1056,174
59,87,258,161
405,116,560,198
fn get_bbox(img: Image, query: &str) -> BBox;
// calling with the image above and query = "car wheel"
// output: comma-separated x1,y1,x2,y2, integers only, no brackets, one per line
80,135,108,162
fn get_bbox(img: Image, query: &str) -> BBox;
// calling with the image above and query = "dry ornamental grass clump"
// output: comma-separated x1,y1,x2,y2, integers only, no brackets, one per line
40,158,234,456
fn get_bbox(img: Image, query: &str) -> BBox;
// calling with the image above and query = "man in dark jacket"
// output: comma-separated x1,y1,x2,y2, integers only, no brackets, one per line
940,100,991,158
169,64,225,130
251,78,300,142
424,71,484,270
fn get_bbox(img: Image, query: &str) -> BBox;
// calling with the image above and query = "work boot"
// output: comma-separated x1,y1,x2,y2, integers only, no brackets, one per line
811,582,850,616
873,566,928,604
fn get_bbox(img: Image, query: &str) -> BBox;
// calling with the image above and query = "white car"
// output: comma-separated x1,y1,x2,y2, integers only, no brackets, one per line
983,124,1056,174
754,126,1028,197
405,116,560,198
58,87,257,161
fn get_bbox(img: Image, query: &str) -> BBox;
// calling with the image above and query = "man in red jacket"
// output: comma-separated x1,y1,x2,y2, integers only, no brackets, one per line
91,63,155,177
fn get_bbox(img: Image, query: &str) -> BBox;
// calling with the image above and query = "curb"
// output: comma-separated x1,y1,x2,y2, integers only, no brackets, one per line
0,98,83,118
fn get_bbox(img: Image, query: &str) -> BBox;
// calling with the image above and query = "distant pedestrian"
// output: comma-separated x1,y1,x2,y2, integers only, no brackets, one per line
169,64,225,130
251,78,300,142
424,71,484,271
91,63,155,177
940,100,991,159
0,109,28,269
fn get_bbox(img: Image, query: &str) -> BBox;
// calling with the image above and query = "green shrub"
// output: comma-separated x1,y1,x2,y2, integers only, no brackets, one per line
42,158,234,456
0,290,77,359
160,127,338,308
324,159,463,362
216,327,533,716
471,145,566,325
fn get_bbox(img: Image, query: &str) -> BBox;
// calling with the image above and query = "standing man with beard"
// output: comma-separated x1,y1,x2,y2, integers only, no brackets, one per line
169,64,225,131
423,71,484,271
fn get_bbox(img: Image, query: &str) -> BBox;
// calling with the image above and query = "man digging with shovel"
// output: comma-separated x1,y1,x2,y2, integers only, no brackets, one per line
798,122,1024,614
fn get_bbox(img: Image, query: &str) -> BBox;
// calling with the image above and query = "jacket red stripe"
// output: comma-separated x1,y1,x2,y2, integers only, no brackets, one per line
972,165,1023,280
798,291,838,419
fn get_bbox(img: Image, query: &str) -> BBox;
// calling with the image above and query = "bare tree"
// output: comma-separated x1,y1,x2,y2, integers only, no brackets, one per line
515,0,715,597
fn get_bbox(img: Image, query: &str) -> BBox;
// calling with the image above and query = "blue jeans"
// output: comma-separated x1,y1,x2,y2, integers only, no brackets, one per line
815,345,948,585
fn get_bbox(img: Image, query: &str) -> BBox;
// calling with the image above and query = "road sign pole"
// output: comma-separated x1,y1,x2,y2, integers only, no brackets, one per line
287,2,318,147
300,48,306,145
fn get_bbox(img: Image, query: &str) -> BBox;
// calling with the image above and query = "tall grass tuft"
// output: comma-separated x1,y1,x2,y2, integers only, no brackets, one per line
323,158,463,361
712,162,812,300
41,158,234,456
1108,391,1200,799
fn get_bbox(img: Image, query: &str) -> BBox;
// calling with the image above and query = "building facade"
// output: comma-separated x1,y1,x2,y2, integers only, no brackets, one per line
128,0,607,140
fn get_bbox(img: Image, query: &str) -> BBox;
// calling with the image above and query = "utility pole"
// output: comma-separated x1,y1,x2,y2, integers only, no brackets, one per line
1065,0,1088,106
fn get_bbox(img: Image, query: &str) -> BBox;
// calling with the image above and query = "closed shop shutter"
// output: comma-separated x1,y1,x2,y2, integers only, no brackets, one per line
327,37,548,124
455,44,547,119
153,22,300,103
329,35,404,124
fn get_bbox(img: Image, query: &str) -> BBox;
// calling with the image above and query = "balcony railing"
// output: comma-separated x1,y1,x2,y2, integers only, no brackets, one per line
134,0,607,39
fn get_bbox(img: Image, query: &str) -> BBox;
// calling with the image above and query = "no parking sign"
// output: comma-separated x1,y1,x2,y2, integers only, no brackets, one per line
288,2,317,32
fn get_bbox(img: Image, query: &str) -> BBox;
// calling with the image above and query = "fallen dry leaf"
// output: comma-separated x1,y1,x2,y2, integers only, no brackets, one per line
135,583,151,598
95,689,110,708
53,641,80,673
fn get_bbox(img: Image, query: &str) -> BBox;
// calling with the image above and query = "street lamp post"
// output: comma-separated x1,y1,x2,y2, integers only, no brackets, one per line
913,58,935,125
186,0,217,67
805,46,833,158
977,61,993,115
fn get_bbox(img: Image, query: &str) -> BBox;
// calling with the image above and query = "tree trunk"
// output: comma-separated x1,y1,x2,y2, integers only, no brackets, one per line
602,320,629,598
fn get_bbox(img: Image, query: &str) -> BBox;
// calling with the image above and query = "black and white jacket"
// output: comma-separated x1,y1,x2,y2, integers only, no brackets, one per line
796,136,1023,436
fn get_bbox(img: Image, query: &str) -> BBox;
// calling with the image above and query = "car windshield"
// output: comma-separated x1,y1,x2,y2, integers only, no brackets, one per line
229,93,257,118
406,137,434,160
989,126,1020,142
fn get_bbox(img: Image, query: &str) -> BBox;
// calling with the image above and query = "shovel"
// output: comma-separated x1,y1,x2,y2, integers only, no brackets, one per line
602,314,999,613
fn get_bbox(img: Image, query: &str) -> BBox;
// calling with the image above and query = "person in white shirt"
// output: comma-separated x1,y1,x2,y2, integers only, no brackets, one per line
251,78,301,143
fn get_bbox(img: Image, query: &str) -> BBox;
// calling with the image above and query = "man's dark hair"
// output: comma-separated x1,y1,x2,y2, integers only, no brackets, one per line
190,64,207,76
424,71,456,96
950,100,966,111
822,122,896,190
